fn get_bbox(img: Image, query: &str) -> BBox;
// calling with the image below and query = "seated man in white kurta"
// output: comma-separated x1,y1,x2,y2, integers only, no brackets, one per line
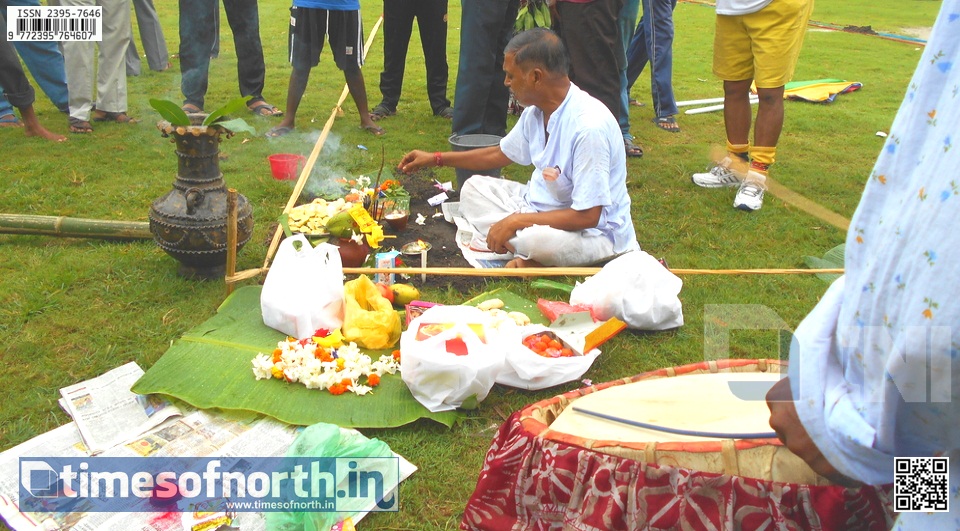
398,27,640,268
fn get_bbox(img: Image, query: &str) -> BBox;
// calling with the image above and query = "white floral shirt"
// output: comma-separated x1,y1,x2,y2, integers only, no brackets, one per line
790,1,960,526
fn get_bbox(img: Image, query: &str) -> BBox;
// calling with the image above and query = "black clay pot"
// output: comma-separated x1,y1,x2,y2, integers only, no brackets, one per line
149,114,254,279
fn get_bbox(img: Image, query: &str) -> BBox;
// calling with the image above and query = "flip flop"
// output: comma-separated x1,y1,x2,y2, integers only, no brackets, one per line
181,103,203,113
265,125,293,138
361,124,386,136
629,98,645,107
249,101,283,117
624,138,643,158
68,117,93,134
0,113,22,128
652,116,681,133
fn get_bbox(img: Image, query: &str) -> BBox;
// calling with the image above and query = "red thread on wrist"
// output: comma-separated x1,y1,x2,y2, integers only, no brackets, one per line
434,152,443,167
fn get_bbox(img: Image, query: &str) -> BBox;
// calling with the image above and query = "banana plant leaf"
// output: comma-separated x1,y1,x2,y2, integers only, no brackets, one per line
462,288,549,326
132,286,462,428
803,243,845,283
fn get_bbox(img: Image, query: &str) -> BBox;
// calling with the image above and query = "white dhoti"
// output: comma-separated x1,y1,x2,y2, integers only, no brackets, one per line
459,176,615,267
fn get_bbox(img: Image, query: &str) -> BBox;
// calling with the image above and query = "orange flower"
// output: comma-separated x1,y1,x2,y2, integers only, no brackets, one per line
272,348,283,363
392,349,401,362
922,308,934,319
316,349,333,362
367,374,381,387
328,383,347,395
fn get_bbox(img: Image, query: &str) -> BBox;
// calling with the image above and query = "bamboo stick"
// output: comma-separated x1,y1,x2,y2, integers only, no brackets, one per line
0,214,152,240
225,189,239,295
226,266,844,283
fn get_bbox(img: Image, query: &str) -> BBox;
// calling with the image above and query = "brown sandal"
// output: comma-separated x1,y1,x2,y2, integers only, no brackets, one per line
68,117,93,134
92,109,138,123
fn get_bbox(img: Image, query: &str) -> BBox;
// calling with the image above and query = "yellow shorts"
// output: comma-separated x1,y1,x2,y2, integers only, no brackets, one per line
713,0,814,88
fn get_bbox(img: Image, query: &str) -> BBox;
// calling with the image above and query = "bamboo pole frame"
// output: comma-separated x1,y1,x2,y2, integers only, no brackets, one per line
0,214,152,240
225,267,844,283
221,13,847,290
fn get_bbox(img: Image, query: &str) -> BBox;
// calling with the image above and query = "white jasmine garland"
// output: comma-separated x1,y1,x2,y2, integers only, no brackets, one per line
251,335,400,396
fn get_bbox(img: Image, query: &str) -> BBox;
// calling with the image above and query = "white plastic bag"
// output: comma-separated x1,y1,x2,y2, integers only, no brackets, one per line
570,250,683,330
496,324,601,390
261,234,344,339
400,306,507,412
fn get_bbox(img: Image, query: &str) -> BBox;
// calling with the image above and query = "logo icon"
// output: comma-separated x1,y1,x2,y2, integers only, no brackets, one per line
20,460,60,498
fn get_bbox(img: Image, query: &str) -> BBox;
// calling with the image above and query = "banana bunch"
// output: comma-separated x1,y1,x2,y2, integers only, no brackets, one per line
286,198,351,235
514,0,551,33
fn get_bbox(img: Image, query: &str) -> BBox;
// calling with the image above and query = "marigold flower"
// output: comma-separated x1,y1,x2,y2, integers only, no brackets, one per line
367,374,381,387
328,383,347,395
270,366,284,380
392,350,401,361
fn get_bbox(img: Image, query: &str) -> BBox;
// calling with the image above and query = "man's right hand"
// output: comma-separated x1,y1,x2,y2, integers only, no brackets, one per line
398,150,433,174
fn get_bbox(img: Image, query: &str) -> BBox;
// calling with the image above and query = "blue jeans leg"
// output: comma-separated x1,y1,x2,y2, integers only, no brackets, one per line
618,0,640,138
7,0,69,112
627,0,678,118
179,0,217,108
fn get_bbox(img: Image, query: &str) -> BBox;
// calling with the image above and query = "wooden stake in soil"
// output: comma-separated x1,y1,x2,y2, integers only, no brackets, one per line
225,189,239,295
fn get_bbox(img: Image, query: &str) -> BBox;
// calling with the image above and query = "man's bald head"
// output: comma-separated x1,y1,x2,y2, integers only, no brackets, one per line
504,28,570,77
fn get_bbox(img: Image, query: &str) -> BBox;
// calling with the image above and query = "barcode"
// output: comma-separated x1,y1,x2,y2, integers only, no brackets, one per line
17,18,96,33
5,6,102,41
894,457,950,512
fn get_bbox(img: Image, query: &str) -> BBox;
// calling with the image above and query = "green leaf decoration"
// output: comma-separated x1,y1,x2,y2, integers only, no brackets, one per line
149,98,190,126
803,243,845,283
213,117,256,135
131,286,463,428
202,96,250,126
530,279,574,294
462,288,549,326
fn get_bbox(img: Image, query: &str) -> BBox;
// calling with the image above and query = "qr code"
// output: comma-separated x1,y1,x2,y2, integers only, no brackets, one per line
894,457,949,512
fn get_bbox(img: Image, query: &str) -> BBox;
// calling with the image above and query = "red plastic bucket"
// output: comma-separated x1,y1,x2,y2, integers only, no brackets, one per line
268,154,306,180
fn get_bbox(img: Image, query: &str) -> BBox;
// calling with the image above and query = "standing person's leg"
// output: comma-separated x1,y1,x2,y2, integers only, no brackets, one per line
625,15,648,93
330,9,381,134
269,7,318,136
131,0,169,71
452,0,517,137
0,13,64,140
126,39,142,76
179,0,215,110
375,0,415,118
416,0,451,117
94,0,132,117
61,0,96,127
222,0,275,113
556,0,625,120
647,0,678,125
481,0,518,135
617,0,640,150
9,0,70,112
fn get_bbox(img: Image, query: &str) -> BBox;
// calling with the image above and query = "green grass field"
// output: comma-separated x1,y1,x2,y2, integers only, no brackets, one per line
0,0,944,528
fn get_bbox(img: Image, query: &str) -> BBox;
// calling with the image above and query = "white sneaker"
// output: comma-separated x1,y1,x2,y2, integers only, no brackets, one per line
733,175,766,211
691,156,744,188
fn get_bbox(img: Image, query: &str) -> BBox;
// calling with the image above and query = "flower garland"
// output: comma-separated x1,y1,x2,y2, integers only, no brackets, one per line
251,329,400,396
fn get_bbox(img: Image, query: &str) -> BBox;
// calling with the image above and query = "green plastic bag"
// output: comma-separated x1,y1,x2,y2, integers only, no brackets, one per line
266,423,395,530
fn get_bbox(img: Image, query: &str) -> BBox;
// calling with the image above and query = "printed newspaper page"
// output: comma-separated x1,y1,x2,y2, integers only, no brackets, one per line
59,362,182,455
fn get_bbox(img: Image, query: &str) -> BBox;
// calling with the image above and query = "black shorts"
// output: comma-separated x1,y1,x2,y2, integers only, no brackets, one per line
288,7,364,71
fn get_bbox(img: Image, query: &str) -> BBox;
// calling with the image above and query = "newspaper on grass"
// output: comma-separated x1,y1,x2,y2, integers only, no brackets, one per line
58,362,182,455
0,408,416,531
